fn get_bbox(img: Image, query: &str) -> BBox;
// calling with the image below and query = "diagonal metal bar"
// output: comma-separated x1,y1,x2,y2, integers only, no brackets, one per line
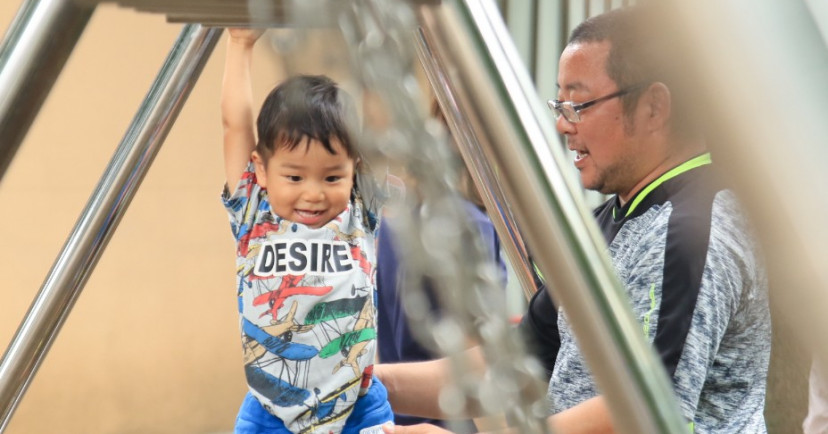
0,24,222,432
0,0,95,184
415,26,540,302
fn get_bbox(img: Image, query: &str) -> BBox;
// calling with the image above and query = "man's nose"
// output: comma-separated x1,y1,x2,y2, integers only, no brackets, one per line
555,114,576,135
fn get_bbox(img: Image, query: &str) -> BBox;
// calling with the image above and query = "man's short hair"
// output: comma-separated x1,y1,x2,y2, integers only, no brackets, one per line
569,5,704,139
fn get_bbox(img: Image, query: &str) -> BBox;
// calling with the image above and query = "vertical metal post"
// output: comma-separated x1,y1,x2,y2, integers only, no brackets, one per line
0,24,222,432
415,0,688,432
0,0,95,183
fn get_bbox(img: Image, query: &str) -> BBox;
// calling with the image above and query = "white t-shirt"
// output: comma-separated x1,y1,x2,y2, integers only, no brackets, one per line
223,163,380,433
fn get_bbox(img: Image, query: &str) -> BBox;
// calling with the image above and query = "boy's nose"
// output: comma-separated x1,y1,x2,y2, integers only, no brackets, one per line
303,186,325,202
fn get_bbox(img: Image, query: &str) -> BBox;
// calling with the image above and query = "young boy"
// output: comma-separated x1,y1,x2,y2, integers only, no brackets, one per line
221,28,392,434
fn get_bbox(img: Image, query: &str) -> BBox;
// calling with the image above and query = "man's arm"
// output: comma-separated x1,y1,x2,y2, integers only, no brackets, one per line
221,28,263,189
376,346,487,419
385,396,614,434
547,396,614,433
384,396,613,434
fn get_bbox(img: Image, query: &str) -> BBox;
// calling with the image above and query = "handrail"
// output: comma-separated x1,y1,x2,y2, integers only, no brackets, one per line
0,24,222,432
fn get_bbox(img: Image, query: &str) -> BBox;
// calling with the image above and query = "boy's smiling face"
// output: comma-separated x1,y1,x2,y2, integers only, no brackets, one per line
252,137,355,229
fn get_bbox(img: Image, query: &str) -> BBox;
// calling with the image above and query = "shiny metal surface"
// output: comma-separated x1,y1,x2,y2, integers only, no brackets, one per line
77,0,339,26
415,26,541,302
0,24,221,432
74,0,442,26
0,0,94,183
413,1,687,432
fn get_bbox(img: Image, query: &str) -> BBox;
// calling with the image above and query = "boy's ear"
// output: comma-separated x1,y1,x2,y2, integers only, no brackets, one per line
251,151,268,188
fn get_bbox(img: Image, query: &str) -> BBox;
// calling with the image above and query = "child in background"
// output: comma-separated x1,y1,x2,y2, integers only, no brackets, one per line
221,28,392,434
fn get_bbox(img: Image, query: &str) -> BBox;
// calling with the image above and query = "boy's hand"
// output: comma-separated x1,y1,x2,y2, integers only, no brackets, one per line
227,28,265,46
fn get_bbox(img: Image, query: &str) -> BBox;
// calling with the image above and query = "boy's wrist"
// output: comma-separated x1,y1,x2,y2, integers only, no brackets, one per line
228,37,258,48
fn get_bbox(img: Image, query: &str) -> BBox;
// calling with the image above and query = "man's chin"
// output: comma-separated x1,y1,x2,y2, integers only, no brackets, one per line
579,177,602,193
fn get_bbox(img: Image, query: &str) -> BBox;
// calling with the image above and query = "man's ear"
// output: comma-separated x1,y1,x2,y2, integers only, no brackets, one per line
251,150,268,188
645,82,672,132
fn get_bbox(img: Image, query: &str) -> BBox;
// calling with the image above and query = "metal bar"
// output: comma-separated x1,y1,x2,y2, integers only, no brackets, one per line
416,27,549,433
415,1,688,432
0,24,222,432
528,0,539,80
415,30,540,302
561,0,570,59
0,0,95,184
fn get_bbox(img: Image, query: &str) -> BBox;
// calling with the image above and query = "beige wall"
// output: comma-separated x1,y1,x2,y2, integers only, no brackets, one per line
0,4,342,433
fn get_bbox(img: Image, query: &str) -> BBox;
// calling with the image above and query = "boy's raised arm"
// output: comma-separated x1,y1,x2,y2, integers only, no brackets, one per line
221,28,264,189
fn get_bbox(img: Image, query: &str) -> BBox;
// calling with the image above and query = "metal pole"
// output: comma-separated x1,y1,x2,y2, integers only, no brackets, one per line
0,24,222,432
0,0,95,183
414,1,687,432
415,28,540,300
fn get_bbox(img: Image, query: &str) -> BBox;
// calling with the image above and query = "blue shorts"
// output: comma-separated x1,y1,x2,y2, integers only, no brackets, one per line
234,377,393,433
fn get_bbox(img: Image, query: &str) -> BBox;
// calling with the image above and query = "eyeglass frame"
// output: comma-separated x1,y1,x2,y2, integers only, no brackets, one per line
547,83,647,123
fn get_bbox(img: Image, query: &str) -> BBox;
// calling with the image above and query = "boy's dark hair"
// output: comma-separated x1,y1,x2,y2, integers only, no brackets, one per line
256,74,360,161
569,4,703,139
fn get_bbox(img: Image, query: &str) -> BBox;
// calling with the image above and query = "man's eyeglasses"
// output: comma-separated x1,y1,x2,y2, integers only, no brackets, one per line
547,84,645,123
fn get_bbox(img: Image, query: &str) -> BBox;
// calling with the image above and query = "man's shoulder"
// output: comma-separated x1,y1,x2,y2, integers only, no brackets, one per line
648,171,738,245
702,189,759,259
707,190,765,280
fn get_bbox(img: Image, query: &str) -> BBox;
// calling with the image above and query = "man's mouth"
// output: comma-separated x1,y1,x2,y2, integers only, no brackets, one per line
574,149,588,162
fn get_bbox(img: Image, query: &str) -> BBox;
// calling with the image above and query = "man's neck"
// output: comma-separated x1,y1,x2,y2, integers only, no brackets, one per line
618,195,629,207
618,140,708,205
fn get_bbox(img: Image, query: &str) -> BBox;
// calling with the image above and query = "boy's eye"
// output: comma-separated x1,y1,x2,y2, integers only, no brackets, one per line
325,176,342,183
286,175,302,182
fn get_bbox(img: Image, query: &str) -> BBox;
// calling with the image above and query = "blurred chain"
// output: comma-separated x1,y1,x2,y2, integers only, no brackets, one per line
338,0,548,432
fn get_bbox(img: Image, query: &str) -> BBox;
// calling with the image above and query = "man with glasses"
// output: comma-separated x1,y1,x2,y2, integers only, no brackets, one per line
379,5,770,433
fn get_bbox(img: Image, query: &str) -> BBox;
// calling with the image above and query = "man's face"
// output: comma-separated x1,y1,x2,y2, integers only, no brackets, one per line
556,40,648,200
253,137,355,229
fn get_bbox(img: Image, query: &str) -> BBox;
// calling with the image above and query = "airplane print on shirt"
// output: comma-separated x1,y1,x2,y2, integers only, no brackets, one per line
225,163,381,432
